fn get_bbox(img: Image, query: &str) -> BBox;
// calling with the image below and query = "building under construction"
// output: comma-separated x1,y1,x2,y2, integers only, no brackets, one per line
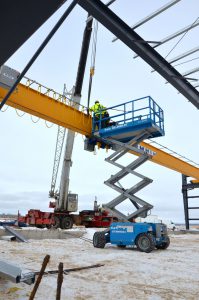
0,1,199,299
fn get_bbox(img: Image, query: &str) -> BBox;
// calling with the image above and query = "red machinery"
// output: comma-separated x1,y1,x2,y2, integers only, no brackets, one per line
18,210,55,228
79,210,117,228
18,207,117,229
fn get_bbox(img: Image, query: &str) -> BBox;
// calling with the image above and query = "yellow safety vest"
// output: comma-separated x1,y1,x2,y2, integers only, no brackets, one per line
90,103,106,116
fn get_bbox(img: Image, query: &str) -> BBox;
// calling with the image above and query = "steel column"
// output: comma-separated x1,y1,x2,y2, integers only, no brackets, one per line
182,175,199,230
182,175,189,230
78,0,199,109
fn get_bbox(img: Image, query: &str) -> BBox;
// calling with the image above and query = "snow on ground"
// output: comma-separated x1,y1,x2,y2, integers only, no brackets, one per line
0,230,199,300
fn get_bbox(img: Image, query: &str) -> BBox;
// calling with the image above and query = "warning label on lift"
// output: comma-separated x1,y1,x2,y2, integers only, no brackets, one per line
112,225,134,233
137,145,156,156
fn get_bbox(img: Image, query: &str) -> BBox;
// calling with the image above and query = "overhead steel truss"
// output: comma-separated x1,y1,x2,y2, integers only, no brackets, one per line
112,0,182,43
134,19,199,59
78,0,199,109
168,46,199,64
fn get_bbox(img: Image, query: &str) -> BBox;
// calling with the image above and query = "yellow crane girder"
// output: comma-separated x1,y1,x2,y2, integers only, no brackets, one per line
1,83,199,180
0,84,91,136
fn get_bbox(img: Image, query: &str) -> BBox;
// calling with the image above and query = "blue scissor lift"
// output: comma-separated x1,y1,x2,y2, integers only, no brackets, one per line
86,96,164,222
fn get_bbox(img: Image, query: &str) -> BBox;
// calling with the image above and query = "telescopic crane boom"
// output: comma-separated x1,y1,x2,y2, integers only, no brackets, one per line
49,15,94,221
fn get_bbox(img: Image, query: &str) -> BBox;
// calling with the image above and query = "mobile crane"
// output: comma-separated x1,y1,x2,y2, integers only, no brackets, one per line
47,12,118,229
47,14,94,229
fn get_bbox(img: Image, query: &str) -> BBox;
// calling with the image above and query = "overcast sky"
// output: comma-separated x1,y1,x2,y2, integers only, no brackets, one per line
0,0,199,223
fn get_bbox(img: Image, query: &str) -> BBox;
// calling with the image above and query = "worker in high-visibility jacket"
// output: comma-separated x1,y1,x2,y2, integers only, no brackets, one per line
90,100,109,129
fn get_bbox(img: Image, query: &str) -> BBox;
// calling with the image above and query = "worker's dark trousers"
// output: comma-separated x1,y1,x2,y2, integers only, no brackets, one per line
94,115,107,129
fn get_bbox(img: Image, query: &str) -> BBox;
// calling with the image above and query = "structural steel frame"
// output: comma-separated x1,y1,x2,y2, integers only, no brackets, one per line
112,0,181,42
182,175,199,229
78,0,199,109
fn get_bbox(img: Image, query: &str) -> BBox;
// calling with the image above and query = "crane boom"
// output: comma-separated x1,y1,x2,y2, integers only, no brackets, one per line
56,14,94,211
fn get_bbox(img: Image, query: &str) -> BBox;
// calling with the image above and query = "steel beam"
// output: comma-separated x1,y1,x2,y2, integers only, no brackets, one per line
182,67,199,77
152,46,199,73
0,0,78,110
112,0,181,42
0,260,35,285
1,81,199,179
165,66,199,84
182,175,199,230
86,0,117,23
135,19,199,58
182,175,189,230
78,0,199,109
0,0,66,66
4,226,28,242
168,46,199,64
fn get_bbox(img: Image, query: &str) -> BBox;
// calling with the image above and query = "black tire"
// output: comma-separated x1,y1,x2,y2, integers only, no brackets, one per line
156,236,170,250
54,216,61,229
136,233,155,253
93,232,106,248
36,225,45,229
61,216,73,229
117,245,126,248
46,225,52,229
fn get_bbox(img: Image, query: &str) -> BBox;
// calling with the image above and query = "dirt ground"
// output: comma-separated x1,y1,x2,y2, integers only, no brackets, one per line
0,229,199,300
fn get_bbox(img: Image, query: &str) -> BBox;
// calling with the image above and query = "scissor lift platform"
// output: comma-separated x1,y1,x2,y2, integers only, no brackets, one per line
86,96,165,222
92,96,164,143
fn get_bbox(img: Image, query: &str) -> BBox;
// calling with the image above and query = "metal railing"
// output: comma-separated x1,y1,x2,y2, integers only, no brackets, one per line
93,96,164,133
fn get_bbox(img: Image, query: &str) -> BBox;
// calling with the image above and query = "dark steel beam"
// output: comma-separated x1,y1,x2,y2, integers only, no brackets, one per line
0,0,78,110
75,0,117,101
0,0,66,67
78,0,199,109
182,175,189,230
182,183,199,189
74,16,93,97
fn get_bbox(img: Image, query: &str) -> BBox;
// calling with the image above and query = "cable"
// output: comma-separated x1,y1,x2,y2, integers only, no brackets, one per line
45,121,54,128
91,20,99,70
31,115,40,123
15,109,26,117
87,19,99,114
0,105,9,112
147,139,199,166
165,17,199,59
